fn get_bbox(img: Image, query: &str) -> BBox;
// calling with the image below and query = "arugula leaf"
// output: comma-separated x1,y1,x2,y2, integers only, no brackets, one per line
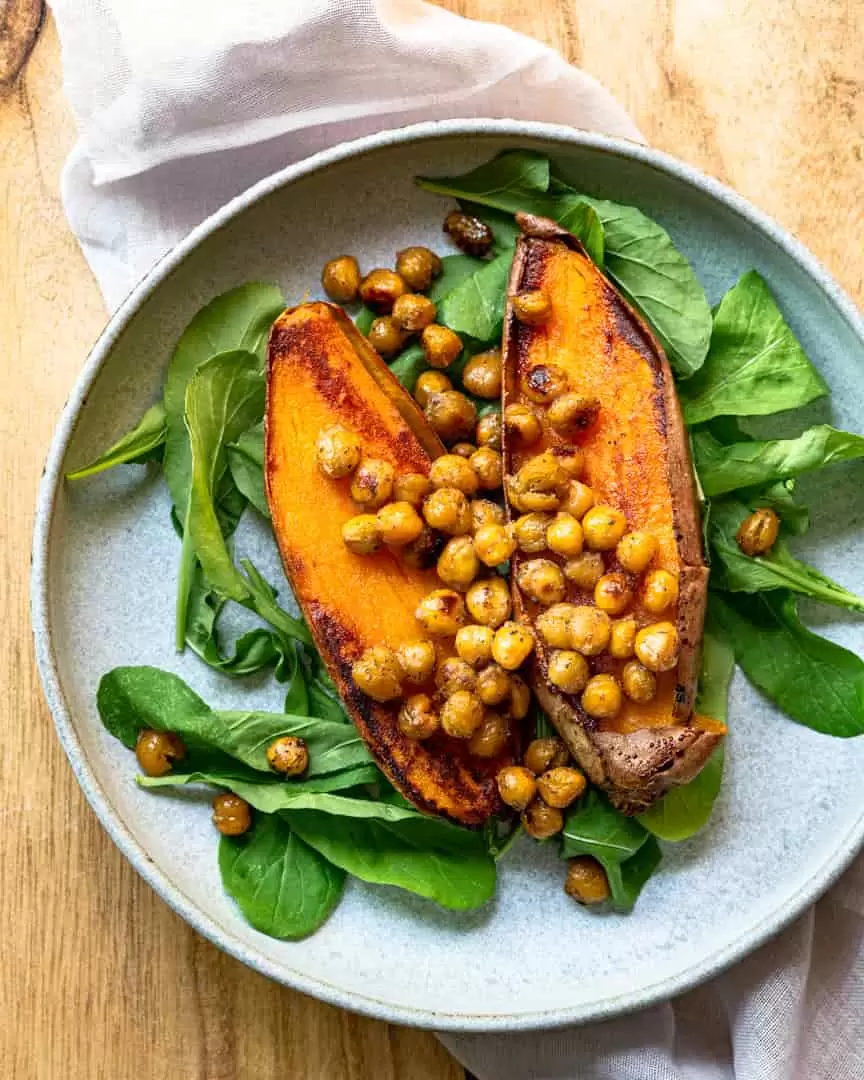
417,149,550,206
680,271,828,424
436,249,514,343
237,558,311,647
226,421,269,517
66,402,167,480
709,591,864,737
219,815,344,939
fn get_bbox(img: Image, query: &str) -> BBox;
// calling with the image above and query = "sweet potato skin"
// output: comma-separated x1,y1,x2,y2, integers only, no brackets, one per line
265,302,510,825
505,215,720,813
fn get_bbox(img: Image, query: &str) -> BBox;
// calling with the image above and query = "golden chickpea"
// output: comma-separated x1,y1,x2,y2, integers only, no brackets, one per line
468,711,511,758
561,480,596,520
568,606,612,656
496,766,537,811
546,512,584,557
506,478,561,516
352,645,403,702
414,370,452,408
423,486,472,535
437,536,481,590
503,402,543,445
350,458,395,510
392,293,437,332
462,349,503,399
398,694,441,740
609,618,637,660
465,577,512,628
475,663,512,706
642,569,679,614
474,523,516,567
565,857,611,905
520,362,569,404
563,552,605,591
316,424,362,479
492,621,535,670
425,390,478,443
621,661,657,703
471,498,506,531
396,639,437,683
396,246,442,292
455,624,495,668
594,572,634,616
582,505,628,551
421,324,463,369
516,452,568,497
512,290,552,326
547,650,590,695
516,558,567,606
367,316,406,358
537,766,587,808
536,603,577,649
550,445,585,479
415,589,467,637
522,800,564,839
523,737,569,775
402,526,444,570
135,729,186,777
359,267,406,312
476,411,503,450
339,513,379,555
470,447,503,491
377,501,425,546
451,442,477,459
321,255,361,303
436,656,477,696
444,210,495,256
736,507,780,556
617,530,658,574
509,673,532,719
513,512,552,553
441,690,485,738
547,392,600,435
634,622,680,672
267,736,309,777
212,793,252,836
581,674,623,720
429,454,479,496
393,472,432,507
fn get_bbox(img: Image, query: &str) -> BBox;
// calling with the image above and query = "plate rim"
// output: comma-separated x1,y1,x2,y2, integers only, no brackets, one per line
31,117,864,1032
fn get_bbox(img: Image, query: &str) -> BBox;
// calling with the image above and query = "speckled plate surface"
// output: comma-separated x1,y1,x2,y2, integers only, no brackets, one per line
32,120,864,1032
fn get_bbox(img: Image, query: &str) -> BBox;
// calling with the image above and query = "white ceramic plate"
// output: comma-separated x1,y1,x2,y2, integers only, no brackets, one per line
32,120,864,1031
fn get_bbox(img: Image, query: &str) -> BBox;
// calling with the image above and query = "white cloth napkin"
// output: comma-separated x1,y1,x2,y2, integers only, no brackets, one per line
49,1,863,1077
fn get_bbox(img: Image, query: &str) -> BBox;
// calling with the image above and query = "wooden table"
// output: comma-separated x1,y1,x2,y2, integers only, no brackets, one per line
2,2,861,1076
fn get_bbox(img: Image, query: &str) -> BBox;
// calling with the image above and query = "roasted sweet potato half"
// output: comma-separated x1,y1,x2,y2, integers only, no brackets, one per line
503,214,723,813
265,302,512,825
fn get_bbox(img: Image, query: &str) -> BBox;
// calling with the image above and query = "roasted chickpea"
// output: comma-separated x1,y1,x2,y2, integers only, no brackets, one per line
561,480,596,520
455,624,495,668
414,369,452,407
135,729,186,777
642,569,679,614
522,800,564,839
468,711,511,758
617,530,658,574
350,458,395,510
563,552,605,591
437,536,481,590
398,694,441,740
476,411,503,450
512,290,552,326
509,673,532,719
549,445,584,479
581,673,623,720
537,766,587,808
503,402,543,445
516,558,567,606
212,793,252,836
423,486,472,535
474,523,516,567
462,349,503,399
609,618,637,660
470,448,503,491
546,512,584,557
396,639,437,683
393,472,432,507
377,501,425,546
621,661,657,703
634,622,679,672
736,507,780,556
415,589,467,637
359,267,406,312
582,504,628,550
565,857,611,905
316,424,362,479
568,606,612,656
547,650,590,695
475,663,512,705
396,246,442,292
425,390,478,443
441,690,485,739
471,498,506,531
594,572,634,616
321,255,361,303
421,324,463,369
392,292,437,332
367,315,406,358
492,621,535,670
547,392,600,435
535,603,577,649
436,656,478,696
402,526,445,570
451,442,477,459
466,577,512,628
444,209,494,257
267,735,309,777
513,512,552,553
520,362,569,404
516,452,569,497
429,454,479,496
352,645,403,701
340,514,382,555
523,737,569,775
496,766,537,811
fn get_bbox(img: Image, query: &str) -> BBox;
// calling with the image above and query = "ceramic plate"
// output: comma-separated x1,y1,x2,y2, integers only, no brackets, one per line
32,120,864,1031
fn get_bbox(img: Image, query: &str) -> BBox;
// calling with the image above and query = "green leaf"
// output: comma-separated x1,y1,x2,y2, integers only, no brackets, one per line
457,203,522,254
428,253,487,302
417,149,550,206
226,421,269,517
680,271,828,424
237,558,312,647
140,765,382,803
354,306,375,335
388,343,429,393
615,837,663,908
708,591,864,737
97,665,210,748
219,815,344,939
66,401,167,480
436,249,514,343
556,200,605,268
748,481,810,536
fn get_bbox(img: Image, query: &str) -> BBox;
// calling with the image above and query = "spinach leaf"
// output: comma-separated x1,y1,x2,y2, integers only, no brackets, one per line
282,649,310,715
226,421,269,518
237,558,311,647
417,150,550,207
556,200,605,268
436,249,514,343
680,271,828,424
66,401,167,480
388,342,428,393
219,815,344,939
709,591,864,737
694,424,864,497
98,665,210,748
428,253,486,302
615,836,663,908
354,306,375,335
141,765,382,802
185,570,285,677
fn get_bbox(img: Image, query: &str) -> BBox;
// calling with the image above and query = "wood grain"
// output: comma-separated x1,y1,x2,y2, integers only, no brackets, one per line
1,3,861,1078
